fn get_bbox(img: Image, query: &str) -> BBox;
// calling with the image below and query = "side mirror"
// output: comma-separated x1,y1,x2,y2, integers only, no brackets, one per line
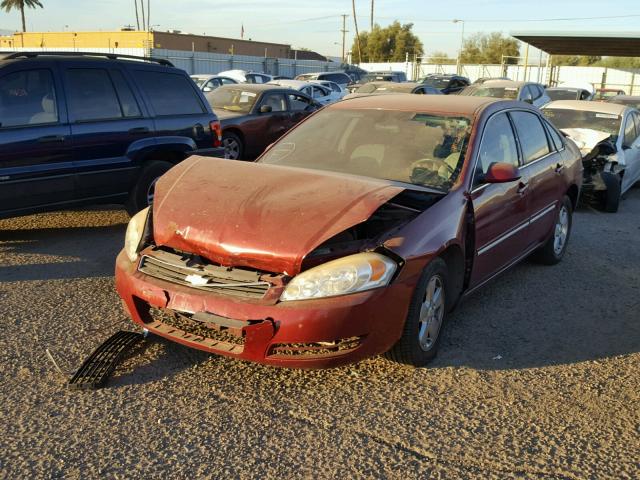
482,162,521,183
523,98,534,104
259,105,272,113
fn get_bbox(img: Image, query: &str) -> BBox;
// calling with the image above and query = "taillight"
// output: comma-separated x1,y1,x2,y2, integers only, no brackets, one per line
210,120,222,147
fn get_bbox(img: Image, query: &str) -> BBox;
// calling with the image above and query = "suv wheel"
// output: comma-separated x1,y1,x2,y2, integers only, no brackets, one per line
223,132,243,160
126,161,173,215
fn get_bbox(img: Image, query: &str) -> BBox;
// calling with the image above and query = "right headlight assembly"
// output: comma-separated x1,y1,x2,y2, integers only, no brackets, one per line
280,252,397,302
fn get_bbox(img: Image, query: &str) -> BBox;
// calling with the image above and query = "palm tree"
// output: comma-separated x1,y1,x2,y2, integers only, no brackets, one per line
0,0,43,32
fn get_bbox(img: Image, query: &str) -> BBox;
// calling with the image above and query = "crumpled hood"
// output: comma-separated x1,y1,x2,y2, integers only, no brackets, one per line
152,156,404,275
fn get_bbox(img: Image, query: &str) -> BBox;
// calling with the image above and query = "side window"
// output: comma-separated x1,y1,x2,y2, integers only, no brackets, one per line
475,113,519,185
301,86,312,97
220,77,235,85
261,93,286,112
530,85,542,99
510,111,551,163
313,86,327,98
543,119,565,151
623,115,637,146
0,69,58,127
133,71,205,116
65,68,122,121
288,93,312,111
110,70,141,118
329,82,341,92
520,86,533,102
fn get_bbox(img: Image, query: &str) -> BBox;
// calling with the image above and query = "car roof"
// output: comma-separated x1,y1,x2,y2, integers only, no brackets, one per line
480,80,535,88
544,100,628,115
215,83,300,94
365,81,422,91
269,79,314,89
0,53,173,68
333,94,502,115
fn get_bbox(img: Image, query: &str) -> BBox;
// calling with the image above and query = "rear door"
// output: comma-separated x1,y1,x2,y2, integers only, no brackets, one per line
63,65,153,202
0,65,73,215
286,92,318,127
130,68,213,150
469,112,532,287
510,110,564,244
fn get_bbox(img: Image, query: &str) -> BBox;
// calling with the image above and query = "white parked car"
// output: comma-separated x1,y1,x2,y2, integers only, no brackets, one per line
268,79,341,105
294,71,353,88
190,74,238,92
462,80,551,108
217,69,273,84
310,80,347,100
542,100,640,212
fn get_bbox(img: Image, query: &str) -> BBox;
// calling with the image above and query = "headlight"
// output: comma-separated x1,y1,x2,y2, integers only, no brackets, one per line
280,252,397,302
124,207,150,262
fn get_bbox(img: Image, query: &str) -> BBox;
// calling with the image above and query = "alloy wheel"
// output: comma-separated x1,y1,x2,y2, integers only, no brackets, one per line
553,205,570,255
223,138,240,159
418,275,445,351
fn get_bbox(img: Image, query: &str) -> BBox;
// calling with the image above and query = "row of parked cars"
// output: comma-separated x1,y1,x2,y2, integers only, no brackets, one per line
3,52,638,371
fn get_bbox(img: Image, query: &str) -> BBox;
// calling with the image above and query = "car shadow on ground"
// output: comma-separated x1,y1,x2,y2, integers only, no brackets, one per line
0,207,128,282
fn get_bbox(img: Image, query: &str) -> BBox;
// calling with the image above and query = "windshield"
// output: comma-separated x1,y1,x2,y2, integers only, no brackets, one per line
259,109,472,191
609,98,640,109
464,86,519,99
420,78,449,89
296,74,318,81
542,108,621,140
208,88,258,113
547,89,579,101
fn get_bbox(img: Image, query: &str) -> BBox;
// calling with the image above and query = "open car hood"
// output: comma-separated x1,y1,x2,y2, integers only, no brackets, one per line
152,156,404,275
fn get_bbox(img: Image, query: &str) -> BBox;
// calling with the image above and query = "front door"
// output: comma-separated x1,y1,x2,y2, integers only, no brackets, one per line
469,112,532,287
0,66,73,216
621,112,640,193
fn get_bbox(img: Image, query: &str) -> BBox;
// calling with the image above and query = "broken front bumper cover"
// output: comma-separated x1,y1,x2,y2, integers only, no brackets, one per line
115,251,414,368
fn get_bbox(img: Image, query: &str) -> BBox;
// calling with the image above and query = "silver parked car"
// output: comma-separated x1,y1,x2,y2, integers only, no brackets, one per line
461,80,551,108
191,74,238,92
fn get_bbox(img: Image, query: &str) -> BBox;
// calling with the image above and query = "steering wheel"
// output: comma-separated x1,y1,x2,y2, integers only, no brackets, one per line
410,158,455,175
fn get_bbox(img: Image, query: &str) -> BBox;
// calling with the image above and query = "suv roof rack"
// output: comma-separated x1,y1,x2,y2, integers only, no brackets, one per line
1,51,174,67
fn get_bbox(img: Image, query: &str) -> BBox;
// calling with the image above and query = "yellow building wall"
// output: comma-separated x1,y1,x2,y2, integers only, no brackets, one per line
0,31,152,49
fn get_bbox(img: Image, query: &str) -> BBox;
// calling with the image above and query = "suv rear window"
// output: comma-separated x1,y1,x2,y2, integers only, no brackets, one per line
0,69,58,127
134,70,205,116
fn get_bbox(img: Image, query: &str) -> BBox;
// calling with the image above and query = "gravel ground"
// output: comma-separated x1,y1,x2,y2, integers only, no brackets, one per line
1,191,639,479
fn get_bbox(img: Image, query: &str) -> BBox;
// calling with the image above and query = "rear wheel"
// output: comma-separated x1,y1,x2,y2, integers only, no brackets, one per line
386,258,449,366
222,132,243,160
126,160,173,215
533,195,572,265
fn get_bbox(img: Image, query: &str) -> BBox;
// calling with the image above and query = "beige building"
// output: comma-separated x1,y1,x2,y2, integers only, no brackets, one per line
0,30,323,59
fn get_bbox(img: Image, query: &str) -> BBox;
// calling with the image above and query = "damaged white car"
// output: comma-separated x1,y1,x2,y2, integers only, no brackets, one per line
542,100,640,212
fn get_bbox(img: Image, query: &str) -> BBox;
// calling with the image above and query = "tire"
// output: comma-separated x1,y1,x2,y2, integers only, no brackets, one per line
386,258,449,367
532,195,572,265
601,171,621,213
126,160,173,216
222,131,243,160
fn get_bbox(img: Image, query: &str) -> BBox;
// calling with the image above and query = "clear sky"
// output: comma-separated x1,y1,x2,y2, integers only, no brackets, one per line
3,0,640,59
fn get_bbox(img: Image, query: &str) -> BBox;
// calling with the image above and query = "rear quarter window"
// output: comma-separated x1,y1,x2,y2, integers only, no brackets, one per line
133,70,205,116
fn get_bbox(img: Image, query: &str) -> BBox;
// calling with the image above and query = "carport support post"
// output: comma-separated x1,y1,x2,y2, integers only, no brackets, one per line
523,43,529,82
631,73,636,95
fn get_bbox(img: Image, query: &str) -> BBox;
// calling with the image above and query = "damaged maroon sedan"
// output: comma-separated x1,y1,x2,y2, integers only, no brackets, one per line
115,95,583,368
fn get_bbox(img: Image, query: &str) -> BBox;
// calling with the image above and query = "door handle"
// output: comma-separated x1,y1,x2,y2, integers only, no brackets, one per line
128,127,150,134
517,181,529,195
37,135,65,143
554,163,565,174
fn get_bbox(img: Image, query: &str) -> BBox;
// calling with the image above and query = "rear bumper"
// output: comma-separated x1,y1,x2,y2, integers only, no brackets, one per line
115,251,415,368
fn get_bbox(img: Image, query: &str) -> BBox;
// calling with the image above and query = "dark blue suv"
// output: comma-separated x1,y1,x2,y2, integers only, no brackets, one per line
0,52,223,218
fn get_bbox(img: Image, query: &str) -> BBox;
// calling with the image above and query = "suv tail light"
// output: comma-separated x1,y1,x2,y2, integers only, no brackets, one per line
210,121,222,147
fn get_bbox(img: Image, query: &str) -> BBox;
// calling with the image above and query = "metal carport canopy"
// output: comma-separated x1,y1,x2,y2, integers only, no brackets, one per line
511,31,640,56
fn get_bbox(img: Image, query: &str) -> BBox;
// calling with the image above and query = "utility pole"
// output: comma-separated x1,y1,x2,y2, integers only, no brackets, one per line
141,0,146,31
352,0,362,64
340,14,348,63
370,0,374,31
134,0,140,30
147,0,151,31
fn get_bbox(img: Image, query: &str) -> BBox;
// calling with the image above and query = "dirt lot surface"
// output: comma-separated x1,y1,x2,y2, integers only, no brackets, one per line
1,190,639,479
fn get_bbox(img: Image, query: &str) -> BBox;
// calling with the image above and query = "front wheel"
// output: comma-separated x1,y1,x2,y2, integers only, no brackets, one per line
532,195,573,265
222,132,244,160
386,258,449,366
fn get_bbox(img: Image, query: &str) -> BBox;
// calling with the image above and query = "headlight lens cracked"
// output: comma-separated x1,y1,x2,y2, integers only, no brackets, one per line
280,252,397,301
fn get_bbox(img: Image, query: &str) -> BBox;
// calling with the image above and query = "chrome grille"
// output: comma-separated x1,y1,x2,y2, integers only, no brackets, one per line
138,248,271,299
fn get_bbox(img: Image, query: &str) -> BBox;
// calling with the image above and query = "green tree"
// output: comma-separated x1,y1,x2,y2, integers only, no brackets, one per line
553,55,601,66
460,32,519,64
1,0,43,32
428,51,456,65
350,21,423,63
